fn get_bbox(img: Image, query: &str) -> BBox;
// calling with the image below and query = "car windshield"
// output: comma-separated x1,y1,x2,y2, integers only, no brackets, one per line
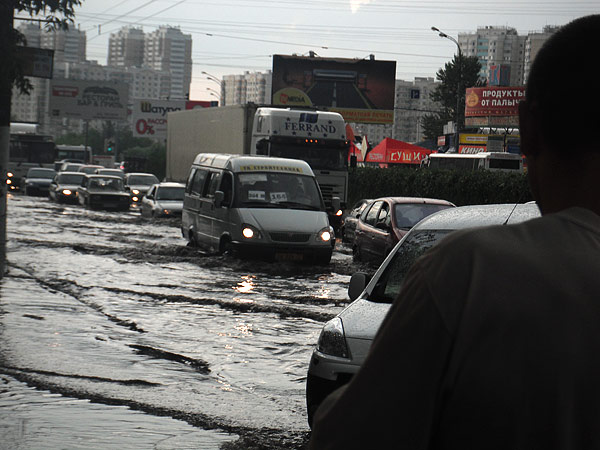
80,166,103,174
28,169,55,179
367,230,451,304
58,174,85,184
156,187,185,201
88,177,123,191
128,175,159,186
235,172,322,210
394,204,453,229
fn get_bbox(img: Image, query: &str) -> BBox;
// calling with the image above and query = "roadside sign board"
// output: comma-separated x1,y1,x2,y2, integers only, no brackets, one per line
18,46,54,79
49,79,129,120
131,99,186,139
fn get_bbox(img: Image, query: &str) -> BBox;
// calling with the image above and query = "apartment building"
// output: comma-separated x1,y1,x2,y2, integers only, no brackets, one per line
221,71,272,106
108,27,145,68
144,26,192,100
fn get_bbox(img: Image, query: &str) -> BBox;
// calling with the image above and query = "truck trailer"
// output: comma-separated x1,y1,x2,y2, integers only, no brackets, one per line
166,104,350,230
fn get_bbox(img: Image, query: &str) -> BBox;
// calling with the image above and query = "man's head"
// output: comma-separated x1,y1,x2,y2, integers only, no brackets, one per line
519,15,600,214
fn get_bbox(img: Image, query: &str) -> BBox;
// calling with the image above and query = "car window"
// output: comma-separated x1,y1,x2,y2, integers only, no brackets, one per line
364,201,383,226
377,202,390,227
368,230,451,304
394,204,453,229
156,187,185,200
205,171,221,198
191,169,208,196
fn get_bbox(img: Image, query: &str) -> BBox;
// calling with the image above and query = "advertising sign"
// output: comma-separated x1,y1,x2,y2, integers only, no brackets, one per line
271,55,396,124
465,87,525,117
49,79,129,120
459,145,487,154
18,46,54,79
459,133,488,145
132,99,186,139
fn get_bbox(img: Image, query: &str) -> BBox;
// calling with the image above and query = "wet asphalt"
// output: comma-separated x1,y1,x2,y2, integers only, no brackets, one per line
0,193,376,449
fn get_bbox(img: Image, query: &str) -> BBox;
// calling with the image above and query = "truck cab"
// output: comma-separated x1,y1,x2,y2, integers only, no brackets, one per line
250,108,349,233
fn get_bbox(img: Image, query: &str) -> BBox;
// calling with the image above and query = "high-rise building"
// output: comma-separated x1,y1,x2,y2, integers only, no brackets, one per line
108,27,145,68
459,26,526,86
523,26,560,85
144,26,192,100
221,71,272,106
458,26,558,86
40,25,87,63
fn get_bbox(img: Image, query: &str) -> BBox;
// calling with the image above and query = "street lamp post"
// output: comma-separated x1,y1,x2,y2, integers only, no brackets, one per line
206,87,221,105
432,26,463,152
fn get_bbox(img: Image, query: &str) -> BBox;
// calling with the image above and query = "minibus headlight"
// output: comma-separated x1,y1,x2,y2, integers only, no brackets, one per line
132,189,140,195
241,224,260,240
7,172,13,178
335,209,343,216
317,226,334,242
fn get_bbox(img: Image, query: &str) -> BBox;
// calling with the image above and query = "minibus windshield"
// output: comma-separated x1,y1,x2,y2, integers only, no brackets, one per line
236,172,323,210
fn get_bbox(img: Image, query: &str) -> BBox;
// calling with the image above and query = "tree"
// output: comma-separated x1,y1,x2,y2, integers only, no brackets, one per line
0,0,81,278
421,54,485,142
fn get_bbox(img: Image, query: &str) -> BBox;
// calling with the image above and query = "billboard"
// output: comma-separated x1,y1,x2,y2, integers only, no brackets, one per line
18,46,54,79
132,99,186,139
271,55,396,124
465,87,525,117
49,79,129,121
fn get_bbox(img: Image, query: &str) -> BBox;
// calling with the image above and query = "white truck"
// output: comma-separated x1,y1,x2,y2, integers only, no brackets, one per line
166,104,350,230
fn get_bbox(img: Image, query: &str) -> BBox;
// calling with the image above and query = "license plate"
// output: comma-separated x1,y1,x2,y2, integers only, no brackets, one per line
275,252,303,262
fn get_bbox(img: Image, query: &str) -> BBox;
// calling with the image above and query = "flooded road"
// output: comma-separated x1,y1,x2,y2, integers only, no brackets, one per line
1,194,375,449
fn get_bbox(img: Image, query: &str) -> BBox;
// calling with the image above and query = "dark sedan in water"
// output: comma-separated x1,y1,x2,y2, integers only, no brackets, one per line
22,168,57,196
49,171,86,204
77,175,131,211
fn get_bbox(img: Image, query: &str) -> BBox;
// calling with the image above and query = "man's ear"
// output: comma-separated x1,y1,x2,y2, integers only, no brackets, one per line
519,100,541,159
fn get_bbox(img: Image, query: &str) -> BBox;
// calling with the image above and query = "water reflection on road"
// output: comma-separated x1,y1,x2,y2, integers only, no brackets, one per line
1,194,376,449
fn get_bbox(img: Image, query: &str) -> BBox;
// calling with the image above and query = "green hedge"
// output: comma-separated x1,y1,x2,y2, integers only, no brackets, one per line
348,166,533,208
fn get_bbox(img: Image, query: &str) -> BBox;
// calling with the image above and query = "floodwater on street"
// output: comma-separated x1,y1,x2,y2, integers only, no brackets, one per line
0,193,377,449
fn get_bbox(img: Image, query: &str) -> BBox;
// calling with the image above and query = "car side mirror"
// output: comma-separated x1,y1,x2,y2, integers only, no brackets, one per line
348,272,370,301
214,190,224,208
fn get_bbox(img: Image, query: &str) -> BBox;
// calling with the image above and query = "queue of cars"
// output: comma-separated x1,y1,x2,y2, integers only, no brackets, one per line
22,165,182,216
305,202,541,426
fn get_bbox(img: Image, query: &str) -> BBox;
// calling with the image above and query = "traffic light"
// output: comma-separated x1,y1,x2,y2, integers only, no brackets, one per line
105,139,115,153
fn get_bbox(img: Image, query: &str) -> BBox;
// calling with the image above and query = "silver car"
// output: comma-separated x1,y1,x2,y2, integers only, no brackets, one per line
306,202,541,426
139,182,185,218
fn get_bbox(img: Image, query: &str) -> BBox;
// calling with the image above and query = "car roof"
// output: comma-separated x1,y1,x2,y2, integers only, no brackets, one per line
58,171,85,176
372,196,455,206
84,174,123,180
413,202,540,231
126,172,157,177
156,182,185,188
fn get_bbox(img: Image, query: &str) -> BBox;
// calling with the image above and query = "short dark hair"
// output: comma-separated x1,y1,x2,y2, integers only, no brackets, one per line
526,15,600,153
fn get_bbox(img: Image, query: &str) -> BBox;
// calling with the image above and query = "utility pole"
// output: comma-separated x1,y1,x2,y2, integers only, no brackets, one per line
0,1,15,278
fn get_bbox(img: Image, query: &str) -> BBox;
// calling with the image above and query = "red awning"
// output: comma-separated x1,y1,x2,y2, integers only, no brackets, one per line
365,138,433,165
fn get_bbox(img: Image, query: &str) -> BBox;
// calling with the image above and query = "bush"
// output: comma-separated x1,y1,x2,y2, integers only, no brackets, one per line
348,166,533,207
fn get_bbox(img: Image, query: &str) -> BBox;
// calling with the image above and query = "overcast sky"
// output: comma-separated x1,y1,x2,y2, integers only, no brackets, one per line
37,0,599,101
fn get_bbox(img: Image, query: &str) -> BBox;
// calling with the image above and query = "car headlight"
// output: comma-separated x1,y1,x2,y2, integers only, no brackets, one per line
7,172,13,178
317,226,334,242
62,189,72,196
335,209,343,216
132,189,140,195
241,223,261,240
132,196,139,202
317,317,349,358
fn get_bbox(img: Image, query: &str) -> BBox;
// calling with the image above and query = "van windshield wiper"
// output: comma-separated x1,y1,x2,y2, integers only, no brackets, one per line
241,201,280,208
276,201,320,211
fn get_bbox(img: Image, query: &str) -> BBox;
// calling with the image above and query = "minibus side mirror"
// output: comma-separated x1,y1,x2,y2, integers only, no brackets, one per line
214,190,225,208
